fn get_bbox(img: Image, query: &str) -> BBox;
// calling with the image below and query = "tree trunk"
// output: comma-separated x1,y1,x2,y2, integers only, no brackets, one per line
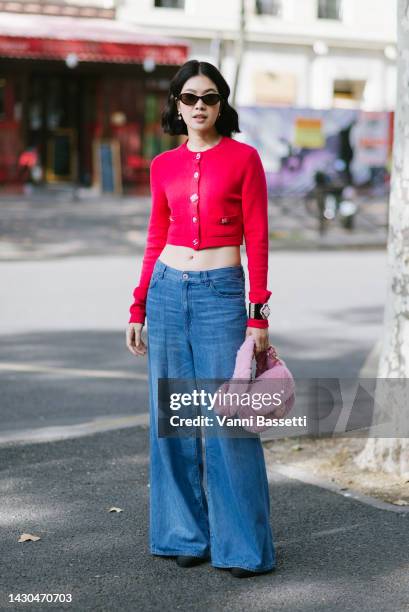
353,0,409,477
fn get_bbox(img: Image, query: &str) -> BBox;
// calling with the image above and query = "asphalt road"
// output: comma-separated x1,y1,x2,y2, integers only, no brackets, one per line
0,250,387,434
1,195,405,611
1,426,409,612
0,192,387,261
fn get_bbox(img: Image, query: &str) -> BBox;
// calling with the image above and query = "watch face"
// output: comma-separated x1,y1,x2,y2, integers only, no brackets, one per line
260,303,270,319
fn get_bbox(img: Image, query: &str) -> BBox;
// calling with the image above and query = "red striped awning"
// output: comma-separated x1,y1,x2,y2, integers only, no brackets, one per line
0,13,189,65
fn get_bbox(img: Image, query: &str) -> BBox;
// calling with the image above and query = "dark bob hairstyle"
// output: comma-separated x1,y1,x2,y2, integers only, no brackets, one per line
161,59,241,137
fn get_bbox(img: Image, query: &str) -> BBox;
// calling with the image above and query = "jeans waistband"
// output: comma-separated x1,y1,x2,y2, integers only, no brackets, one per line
154,258,244,284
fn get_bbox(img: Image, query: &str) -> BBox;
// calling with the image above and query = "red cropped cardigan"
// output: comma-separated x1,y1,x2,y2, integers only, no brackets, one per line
128,135,272,329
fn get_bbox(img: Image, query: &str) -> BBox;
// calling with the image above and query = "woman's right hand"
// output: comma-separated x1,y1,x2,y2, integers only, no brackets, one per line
126,323,147,356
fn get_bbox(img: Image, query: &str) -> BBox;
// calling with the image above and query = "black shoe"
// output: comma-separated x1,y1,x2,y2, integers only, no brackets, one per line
175,555,209,567
230,566,274,578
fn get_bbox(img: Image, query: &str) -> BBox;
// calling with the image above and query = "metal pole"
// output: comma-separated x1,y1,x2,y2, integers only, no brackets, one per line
232,0,245,106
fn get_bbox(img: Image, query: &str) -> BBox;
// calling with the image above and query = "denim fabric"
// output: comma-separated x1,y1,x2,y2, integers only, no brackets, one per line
145,258,276,572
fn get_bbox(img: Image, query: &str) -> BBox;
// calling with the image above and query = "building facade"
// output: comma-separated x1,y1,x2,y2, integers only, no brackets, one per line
0,0,397,191
118,0,397,111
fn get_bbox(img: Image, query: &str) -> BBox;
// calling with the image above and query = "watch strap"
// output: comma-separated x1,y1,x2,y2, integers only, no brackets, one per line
248,302,270,320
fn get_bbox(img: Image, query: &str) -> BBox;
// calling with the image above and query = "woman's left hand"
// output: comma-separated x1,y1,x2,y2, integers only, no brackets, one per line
245,326,269,354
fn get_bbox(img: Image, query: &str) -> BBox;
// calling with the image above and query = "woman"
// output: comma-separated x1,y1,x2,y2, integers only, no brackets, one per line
126,60,276,578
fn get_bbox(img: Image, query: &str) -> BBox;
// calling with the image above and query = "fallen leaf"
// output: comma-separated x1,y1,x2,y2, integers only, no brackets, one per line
108,507,123,513
18,533,41,542
291,445,303,451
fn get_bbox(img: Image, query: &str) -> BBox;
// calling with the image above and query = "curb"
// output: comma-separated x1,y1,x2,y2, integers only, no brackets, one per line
263,340,407,515
358,338,383,378
265,461,409,514
269,240,386,251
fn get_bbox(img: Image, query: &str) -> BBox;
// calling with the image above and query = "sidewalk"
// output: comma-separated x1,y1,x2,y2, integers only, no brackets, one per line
268,196,387,250
0,193,387,261
260,333,409,512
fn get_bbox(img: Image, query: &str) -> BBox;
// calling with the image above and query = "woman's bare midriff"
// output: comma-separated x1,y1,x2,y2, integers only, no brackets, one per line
158,244,241,270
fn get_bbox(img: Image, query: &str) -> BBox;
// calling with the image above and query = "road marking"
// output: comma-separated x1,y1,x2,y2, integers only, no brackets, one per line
0,413,150,446
0,362,147,380
274,523,366,547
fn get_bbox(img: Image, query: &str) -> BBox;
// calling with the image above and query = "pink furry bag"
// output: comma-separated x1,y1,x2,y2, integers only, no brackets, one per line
213,335,296,434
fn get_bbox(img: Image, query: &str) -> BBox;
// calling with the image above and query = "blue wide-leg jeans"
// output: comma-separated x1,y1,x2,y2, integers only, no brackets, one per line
145,258,276,572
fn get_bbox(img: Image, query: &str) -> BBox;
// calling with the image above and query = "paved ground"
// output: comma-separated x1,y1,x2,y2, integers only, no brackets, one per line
0,250,387,434
0,191,387,261
1,427,409,612
1,194,406,612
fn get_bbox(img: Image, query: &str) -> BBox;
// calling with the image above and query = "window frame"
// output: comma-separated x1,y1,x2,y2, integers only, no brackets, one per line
254,0,283,18
153,0,185,8
317,0,343,21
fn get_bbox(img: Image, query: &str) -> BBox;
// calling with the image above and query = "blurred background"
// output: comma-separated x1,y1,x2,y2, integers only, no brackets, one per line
0,0,396,212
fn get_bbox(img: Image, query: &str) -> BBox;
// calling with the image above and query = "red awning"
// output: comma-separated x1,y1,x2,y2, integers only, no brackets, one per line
0,12,189,65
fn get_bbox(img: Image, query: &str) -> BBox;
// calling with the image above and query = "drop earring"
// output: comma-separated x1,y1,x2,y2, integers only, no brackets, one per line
178,112,182,120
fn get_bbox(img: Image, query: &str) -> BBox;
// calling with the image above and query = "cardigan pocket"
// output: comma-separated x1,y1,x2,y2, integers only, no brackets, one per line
208,214,241,237
167,213,184,237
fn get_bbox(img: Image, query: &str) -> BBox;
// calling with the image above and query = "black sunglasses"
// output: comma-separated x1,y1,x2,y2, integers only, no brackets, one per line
176,92,222,106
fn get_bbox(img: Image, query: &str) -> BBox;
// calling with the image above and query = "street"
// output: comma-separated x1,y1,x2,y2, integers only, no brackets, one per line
1,194,406,612
1,427,409,612
0,248,387,434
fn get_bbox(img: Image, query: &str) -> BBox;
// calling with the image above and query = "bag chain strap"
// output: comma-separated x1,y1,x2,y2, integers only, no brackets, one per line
267,345,279,361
